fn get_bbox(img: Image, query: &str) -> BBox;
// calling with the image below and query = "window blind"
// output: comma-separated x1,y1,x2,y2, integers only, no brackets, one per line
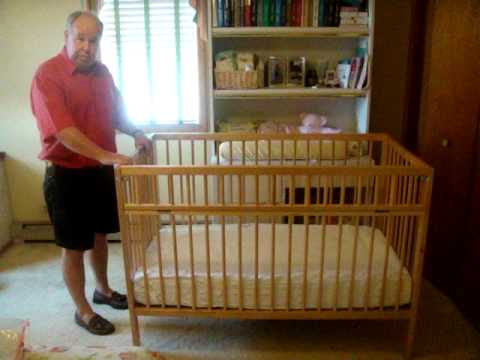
99,0,199,126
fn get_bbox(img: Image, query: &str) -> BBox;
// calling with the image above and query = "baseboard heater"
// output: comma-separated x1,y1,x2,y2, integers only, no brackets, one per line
13,222,120,242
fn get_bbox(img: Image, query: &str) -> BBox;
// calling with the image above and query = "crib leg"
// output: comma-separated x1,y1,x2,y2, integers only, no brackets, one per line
129,310,141,346
404,317,417,360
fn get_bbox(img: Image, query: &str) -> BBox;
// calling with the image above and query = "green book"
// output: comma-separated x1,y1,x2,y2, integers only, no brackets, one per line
263,0,271,26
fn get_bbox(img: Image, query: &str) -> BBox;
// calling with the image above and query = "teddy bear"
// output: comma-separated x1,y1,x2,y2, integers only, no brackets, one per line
298,112,341,134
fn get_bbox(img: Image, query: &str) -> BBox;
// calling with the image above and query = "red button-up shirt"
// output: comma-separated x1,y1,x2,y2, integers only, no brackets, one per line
31,47,122,168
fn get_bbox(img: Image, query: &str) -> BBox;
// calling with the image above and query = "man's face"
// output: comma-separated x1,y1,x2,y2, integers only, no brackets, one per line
65,15,101,71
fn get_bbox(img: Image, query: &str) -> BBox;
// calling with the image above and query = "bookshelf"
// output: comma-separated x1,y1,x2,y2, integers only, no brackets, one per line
206,0,375,134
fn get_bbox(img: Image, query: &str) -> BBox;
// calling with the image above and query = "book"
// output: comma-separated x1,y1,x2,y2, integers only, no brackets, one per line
263,0,271,26
245,0,252,26
312,0,319,27
217,0,225,27
235,0,241,27
257,0,264,26
318,0,326,26
348,56,361,88
356,55,368,89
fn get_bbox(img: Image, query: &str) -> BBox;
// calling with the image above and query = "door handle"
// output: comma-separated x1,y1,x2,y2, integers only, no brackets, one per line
441,139,449,148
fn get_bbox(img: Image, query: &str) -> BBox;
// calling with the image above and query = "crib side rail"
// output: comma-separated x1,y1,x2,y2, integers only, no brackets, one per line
115,164,433,314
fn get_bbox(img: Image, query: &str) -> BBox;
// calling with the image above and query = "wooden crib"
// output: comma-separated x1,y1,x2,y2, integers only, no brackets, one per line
115,133,433,359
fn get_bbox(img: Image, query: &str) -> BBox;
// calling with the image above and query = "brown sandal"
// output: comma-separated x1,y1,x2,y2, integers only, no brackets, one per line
74,312,115,335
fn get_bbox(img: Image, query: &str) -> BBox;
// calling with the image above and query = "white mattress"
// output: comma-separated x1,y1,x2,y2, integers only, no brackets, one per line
218,140,363,162
134,224,411,309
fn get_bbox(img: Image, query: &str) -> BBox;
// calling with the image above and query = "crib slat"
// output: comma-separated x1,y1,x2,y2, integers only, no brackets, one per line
364,216,377,310
280,139,284,165
255,216,259,310
287,215,293,310
348,217,360,310
334,216,344,311
317,215,327,310
229,141,233,204
191,141,197,209
289,175,295,206
238,216,244,310
302,214,310,310
186,175,197,310
168,175,181,308
171,215,181,309
166,140,170,165
205,215,212,309
293,139,297,166
395,214,409,310
204,139,208,165
344,140,348,166
155,218,166,308
187,214,196,310
307,140,310,166
380,216,394,311
178,141,185,206
221,215,228,310
242,140,246,166
270,216,276,310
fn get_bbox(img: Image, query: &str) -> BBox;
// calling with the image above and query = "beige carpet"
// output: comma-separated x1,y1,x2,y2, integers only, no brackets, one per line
1,242,479,359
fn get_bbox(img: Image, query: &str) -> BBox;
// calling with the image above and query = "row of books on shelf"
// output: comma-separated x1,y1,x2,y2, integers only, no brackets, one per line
213,0,369,28
336,55,368,90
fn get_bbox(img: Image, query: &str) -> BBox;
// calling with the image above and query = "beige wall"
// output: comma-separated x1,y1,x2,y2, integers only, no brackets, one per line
0,0,135,223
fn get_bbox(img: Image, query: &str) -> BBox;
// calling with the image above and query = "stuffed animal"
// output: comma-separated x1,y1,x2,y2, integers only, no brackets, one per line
298,113,341,134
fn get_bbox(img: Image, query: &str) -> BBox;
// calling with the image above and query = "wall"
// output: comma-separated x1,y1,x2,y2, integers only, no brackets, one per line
0,0,414,224
0,0,135,223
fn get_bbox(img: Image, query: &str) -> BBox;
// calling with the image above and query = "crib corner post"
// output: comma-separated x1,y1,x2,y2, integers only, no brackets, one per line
404,317,417,360
130,310,141,346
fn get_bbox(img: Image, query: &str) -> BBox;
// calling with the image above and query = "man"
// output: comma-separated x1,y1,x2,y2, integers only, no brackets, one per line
30,11,151,335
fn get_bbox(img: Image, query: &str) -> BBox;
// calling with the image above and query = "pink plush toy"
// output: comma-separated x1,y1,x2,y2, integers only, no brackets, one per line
298,112,341,134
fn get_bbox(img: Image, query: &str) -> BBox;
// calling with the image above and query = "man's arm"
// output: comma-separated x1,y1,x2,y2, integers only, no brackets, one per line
57,127,131,165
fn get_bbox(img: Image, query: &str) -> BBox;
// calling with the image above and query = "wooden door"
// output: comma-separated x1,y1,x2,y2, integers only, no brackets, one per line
457,120,480,328
416,0,480,305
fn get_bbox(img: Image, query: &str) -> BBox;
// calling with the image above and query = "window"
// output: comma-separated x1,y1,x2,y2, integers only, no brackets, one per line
99,0,205,130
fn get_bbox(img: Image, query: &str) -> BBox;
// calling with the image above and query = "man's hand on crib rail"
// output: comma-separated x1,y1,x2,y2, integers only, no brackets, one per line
133,131,153,153
99,152,132,165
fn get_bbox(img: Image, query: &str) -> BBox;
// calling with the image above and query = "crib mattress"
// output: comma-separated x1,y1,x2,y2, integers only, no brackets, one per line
133,224,411,309
218,140,363,162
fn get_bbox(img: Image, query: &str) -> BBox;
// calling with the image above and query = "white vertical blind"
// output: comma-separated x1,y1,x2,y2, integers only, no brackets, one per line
99,0,199,125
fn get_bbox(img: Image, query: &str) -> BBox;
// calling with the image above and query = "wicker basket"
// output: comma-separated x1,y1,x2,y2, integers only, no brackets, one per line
215,70,264,89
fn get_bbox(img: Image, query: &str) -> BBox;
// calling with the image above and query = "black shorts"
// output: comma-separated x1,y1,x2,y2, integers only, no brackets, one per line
43,165,120,251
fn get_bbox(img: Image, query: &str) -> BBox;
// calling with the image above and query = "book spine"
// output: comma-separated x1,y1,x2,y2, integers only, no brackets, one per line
275,0,282,26
263,0,270,26
318,0,325,26
269,0,276,26
312,0,319,27
245,0,252,26
217,0,224,27
258,0,264,26
250,0,256,26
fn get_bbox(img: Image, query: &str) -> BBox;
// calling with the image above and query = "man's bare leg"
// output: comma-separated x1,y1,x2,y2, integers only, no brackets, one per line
62,248,95,322
89,233,112,296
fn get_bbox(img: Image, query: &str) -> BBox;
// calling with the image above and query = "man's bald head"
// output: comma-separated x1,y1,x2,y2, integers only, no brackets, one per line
64,11,103,71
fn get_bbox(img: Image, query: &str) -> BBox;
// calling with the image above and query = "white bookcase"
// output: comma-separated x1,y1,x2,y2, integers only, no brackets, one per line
206,0,375,134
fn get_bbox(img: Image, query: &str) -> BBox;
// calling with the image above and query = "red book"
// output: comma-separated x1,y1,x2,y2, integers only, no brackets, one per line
291,0,297,26
298,0,305,27
244,0,252,26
